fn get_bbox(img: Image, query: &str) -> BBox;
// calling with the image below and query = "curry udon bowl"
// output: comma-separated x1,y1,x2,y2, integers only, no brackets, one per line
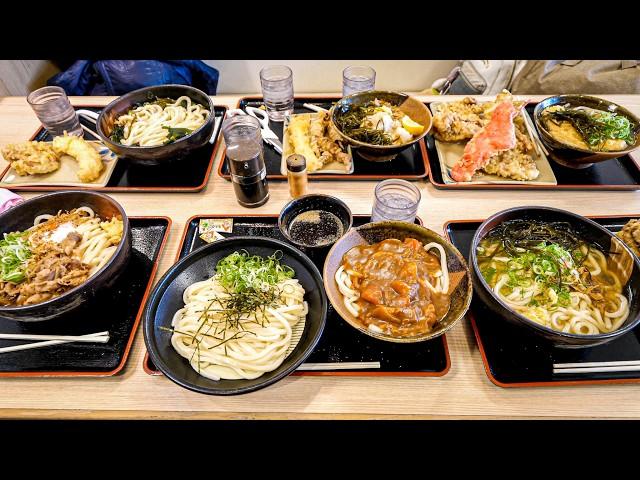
0,191,132,322
470,206,640,348
533,95,640,169
96,84,215,166
330,90,432,162
323,221,472,343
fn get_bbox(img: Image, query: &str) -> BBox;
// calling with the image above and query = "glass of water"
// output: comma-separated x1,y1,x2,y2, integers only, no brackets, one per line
260,65,294,122
27,86,83,137
371,179,421,223
342,65,376,96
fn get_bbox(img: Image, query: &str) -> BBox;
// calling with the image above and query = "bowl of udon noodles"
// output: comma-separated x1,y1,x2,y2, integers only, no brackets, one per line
470,206,640,348
533,95,640,168
330,91,432,162
143,236,327,395
323,221,472,343
0,191,131,322
96,84,215,166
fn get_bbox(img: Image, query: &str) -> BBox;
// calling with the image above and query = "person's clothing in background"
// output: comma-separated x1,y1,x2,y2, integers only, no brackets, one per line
47,60,219,96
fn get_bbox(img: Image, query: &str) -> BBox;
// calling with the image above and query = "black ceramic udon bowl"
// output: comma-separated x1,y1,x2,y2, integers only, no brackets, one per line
143,236,327,395
470,206,640,348
0,191,132,322
96,84,215,166
533,95,640,169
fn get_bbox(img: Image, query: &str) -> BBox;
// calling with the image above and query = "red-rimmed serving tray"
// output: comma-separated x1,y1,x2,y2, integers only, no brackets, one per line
217,96,429,181
425,103,640,191
0,216,171,377
444,215,640,387
143,213,451,377
0,105,226,193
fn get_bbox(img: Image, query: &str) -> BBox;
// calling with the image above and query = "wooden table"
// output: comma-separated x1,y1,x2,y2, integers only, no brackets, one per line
1,93,640,420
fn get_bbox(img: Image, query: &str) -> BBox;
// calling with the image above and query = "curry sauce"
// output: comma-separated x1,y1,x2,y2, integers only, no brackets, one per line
342,238,450,337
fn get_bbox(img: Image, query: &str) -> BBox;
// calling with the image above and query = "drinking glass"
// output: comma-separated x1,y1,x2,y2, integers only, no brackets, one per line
342,65,376,96
27,86,83,137
259,65,294,122
371,179,421,223
222,114,270,208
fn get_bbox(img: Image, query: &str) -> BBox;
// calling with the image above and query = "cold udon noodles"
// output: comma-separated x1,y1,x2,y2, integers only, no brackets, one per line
476,220,630,335
0,207,123,306
335,237,451,337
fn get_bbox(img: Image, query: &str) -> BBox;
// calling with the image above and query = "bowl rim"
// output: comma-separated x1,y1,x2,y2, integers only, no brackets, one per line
277,193,354,249
143,235,328,395
330,90,433,150
470,205,640,341
533,94,640,154
0,190,130,313
96,84,215,151
322,220,473,343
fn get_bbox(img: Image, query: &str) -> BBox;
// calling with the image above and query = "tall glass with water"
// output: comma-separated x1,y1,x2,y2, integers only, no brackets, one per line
222,115,270,208
371,179,421,223
27,86,83,137
342,65,376,96
260,65,294,122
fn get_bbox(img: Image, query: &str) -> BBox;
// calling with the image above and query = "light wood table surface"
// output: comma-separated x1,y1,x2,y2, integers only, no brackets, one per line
1,93,640,420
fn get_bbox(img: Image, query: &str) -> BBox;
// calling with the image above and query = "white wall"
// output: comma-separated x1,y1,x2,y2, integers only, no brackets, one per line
204,60,458,95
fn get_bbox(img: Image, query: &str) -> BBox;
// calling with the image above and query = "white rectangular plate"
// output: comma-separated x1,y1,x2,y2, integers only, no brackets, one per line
429,100,558,186
1,141,118,188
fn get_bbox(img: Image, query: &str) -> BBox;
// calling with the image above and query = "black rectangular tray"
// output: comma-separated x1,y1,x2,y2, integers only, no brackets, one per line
426,103,640,190
1,105,226,193
0,217,170,377
217,96,428,181
144,214,450,377
445,216,640,387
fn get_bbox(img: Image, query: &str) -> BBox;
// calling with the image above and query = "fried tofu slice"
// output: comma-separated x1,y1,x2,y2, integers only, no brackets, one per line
1,141,61,176
52,135,104,183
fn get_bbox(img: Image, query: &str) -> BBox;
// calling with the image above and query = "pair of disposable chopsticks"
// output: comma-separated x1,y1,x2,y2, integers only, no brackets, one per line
553,360,640,374
302,103,328,113
297,361,381,371
0,331,109,354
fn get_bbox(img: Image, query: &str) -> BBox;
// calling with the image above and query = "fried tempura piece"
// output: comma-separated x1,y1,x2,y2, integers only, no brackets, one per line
52,135,104,182
1,141,61,176
618,220,640,257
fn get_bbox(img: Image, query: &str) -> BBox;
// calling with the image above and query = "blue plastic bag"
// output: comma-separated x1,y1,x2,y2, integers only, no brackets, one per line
47,60,219,96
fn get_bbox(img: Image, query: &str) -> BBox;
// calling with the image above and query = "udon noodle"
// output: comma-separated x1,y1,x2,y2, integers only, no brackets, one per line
477,220,630,335
170,252,308,381
111,96,210,147
0,207,123,306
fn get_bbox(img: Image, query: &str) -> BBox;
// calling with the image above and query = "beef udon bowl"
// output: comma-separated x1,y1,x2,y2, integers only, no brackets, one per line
470,206,640,348
0,191,131,322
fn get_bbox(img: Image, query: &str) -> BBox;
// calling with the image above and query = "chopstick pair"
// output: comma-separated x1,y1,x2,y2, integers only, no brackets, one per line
553,360,640,374
0,331,109,354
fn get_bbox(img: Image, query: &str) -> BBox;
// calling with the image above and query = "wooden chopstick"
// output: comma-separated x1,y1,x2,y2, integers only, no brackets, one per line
522,111,550,156
553,360,640,374
0,331,109,343
0,331,109,354
302,103,328,113
80,124,103,142
297,362,381,371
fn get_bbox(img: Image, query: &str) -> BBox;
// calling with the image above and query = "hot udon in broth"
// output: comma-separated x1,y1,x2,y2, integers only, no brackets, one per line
476,220,630,335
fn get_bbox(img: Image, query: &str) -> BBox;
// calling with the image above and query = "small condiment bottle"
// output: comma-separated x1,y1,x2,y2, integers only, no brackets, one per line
286,154,308,198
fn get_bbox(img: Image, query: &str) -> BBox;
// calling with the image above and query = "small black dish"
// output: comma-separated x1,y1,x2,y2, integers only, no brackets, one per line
0,191,132,322
96,84,215,167
278,194,353,254
143,236,328,395
470,206,640,348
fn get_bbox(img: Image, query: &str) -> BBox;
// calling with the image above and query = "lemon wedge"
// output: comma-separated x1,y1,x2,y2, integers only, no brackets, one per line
401,116,424,136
